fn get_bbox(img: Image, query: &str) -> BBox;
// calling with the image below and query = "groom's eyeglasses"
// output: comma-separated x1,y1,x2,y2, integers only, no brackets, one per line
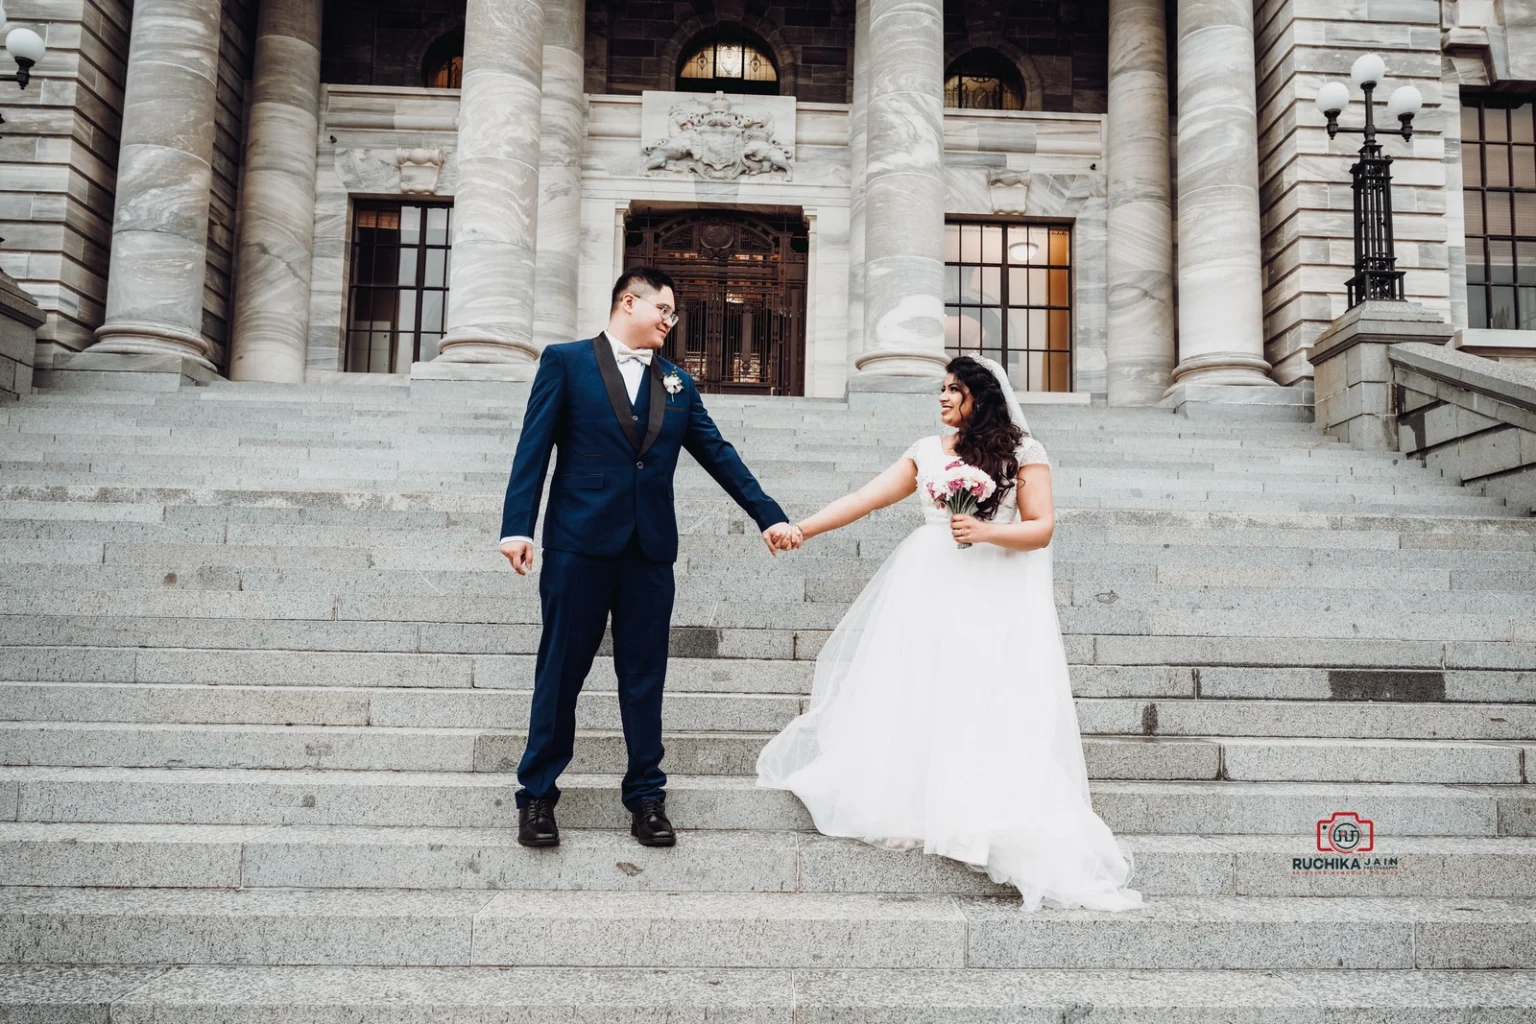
630,294,680,327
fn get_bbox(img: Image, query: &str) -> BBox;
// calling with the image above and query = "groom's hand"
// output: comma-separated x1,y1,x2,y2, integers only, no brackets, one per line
762,522,795,556
500,539,535,575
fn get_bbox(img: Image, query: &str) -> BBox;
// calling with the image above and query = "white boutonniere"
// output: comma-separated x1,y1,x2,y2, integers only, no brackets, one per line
663,371,683,396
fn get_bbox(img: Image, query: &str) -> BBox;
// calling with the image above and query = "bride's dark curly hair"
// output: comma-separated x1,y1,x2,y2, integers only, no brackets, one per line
947,356,1024,520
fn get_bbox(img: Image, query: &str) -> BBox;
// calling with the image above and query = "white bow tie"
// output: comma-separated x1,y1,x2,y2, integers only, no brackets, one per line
613,343,653,367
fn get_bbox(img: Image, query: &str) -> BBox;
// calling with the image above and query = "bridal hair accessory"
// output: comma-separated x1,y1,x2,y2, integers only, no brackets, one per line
924,458,998,549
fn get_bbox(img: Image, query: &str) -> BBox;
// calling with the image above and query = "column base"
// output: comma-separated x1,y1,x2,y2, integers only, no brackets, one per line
1161,380,1314,422
1310,300,1452,450
850,347,950,380
433,330,539,367
36,350,223,393
92,321,218,373
1166,351,1276,390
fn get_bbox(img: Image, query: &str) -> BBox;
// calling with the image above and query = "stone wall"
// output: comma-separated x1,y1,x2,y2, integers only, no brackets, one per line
591,0,854,104
943,0,1109,113
309,85,461,378
0,0,130,369
308,84,1102,398
1392,340,1536,509
320,0,465,88
1253,0,1449,386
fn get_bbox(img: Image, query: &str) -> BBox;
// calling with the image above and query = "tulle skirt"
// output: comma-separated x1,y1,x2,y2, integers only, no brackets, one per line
756,522,1143,912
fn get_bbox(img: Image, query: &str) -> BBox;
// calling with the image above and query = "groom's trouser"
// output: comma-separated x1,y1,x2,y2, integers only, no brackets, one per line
516,533,674,812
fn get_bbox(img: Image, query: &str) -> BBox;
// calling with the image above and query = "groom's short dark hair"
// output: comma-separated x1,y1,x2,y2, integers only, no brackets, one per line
612,266,678,312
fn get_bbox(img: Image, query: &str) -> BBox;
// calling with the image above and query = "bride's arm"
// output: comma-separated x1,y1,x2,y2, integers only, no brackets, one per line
796,458,918,541
952,464,1054,551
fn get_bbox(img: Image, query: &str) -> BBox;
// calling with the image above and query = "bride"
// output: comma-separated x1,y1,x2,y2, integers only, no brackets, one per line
757,355,1143,912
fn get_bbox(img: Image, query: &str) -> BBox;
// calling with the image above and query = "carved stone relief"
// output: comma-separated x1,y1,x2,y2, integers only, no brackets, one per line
641,91,795,181
396,148,446,195
334,148,458,196
988,168,1030,215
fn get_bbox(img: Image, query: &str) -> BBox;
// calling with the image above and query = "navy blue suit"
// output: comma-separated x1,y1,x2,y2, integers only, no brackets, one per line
501,336,786,810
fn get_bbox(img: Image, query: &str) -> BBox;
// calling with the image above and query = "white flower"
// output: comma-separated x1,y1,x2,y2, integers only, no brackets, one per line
663,371,683,395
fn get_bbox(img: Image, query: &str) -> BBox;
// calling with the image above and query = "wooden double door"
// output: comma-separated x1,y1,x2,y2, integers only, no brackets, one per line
623,211,808,396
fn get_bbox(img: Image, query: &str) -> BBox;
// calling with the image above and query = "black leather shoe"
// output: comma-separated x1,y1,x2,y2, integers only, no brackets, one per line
518,797,559,847
630,798,676,847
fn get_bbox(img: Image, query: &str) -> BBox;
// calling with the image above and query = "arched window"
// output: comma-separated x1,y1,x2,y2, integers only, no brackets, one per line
422,29,463,88
677,31,779,95
944,50,1025,111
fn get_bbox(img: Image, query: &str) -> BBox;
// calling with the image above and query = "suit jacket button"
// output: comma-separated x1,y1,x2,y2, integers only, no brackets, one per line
636,460,644,469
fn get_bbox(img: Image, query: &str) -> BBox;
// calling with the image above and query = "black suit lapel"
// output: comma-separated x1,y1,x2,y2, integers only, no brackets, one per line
638,359,666,457
592,335,641,451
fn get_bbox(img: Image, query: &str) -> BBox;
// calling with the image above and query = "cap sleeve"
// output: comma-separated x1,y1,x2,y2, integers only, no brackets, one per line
1017,437,1050,468
901,437,929,464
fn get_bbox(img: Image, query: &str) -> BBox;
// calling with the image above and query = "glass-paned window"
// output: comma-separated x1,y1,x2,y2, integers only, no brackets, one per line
346,202,452,374
944,50,1025,111
422,29,463,88
944,221,1073,392
426,55,462,88
677,34,779,95
1462,94,1536,329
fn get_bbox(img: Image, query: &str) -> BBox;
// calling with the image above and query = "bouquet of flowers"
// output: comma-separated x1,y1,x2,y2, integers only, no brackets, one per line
923,458,997,549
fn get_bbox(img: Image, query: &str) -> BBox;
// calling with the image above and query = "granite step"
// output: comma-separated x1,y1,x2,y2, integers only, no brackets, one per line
10,559,1536,600
4,587,1534,644
5,616,1532,673
4,823,1536,899
1,646,1529,701
2,887,1532,969
2,719,1528,784
3,964,1529,1024
5,766,1526,836
9,681,1533,739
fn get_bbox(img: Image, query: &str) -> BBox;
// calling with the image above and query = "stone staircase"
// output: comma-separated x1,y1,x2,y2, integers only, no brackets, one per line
2,379,1536,1019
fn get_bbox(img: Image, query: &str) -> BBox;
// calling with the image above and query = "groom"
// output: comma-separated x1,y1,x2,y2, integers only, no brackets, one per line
499,266,794,849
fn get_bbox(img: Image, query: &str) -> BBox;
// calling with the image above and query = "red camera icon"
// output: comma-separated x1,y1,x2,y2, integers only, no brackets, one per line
1316,811,1374,853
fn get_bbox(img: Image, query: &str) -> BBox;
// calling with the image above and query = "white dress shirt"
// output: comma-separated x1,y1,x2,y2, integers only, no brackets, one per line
501,332,654,547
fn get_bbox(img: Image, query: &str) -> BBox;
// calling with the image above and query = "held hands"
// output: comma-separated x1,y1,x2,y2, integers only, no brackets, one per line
762,522,805,556
499,539,535,575
950,513,992,547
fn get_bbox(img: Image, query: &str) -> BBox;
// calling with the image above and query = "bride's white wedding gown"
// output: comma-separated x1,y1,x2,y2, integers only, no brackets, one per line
757,434,1143,912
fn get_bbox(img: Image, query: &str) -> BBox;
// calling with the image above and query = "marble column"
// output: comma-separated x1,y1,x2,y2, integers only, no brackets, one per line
436,0,545,364
1169,0,1274,389
852,0,949,379
532,0,585,348
845,0,870,374
228,0,323,383
1105,0,1176,405
92,0,224,369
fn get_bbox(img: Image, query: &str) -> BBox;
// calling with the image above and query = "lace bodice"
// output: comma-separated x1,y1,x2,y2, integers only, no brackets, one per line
903,434,1050,525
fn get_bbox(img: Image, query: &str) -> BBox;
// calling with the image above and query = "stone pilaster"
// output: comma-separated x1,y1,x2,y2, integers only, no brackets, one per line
845,0,870,374
1168,0,1274,392
435,0,545,366
851,0,949,382
91,0,225,371
228,0,323,384
1105,0,1175,406
532,0,586,349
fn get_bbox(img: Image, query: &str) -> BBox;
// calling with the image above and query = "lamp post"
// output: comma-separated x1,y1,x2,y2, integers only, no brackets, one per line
0,4,46,131
1314,54,1424,308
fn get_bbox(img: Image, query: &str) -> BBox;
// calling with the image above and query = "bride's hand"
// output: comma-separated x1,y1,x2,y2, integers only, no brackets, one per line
950,513,990,546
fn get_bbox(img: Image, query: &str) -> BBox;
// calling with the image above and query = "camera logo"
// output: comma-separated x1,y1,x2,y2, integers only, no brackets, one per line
1316,811,1374,854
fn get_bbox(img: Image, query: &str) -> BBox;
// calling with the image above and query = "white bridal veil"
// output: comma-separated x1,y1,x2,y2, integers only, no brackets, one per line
972,355,1031,437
